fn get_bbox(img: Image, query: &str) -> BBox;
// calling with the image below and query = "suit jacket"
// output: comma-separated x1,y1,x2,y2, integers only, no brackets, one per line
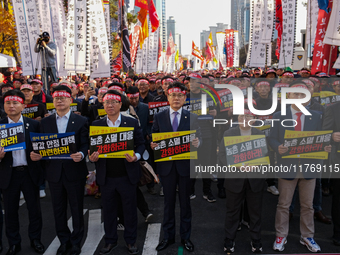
323,102,340,165
218,127,266,193
151,108,201,177
134,101,151,138
269,107,323,179
0,116,43,189
93,115,145,185
40,112,89,183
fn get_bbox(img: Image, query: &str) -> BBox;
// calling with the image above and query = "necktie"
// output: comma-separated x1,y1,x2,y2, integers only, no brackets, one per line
295,112,303,131
172,112,179,131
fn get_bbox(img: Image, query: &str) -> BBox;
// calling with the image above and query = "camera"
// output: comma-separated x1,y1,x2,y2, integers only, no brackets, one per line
37,34,49,45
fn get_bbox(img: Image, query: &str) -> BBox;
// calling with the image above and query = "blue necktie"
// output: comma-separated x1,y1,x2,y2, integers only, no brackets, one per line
172,112,179,131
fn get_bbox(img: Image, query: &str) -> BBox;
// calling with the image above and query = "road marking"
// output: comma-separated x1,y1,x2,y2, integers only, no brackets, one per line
43,209,88,255
81,209,104,255
142,223,161,255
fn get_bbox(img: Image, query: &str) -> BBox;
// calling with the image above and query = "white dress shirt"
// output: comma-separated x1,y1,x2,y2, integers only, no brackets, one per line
8,115,28,167
107,114,141,161
56,110,71,133
291,106,305,131
169,107,182,127
56,110,84,159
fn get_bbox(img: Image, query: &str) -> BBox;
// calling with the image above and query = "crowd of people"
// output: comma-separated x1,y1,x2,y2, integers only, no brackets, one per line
0,65,339,255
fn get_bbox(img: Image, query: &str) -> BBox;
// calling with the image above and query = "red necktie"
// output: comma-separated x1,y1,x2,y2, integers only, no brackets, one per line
295,112,303,131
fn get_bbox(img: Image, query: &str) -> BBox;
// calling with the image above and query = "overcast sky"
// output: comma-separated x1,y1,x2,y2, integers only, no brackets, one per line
130,0,307,56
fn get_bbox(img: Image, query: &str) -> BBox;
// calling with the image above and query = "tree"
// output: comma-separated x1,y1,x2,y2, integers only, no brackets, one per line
0,0,20,66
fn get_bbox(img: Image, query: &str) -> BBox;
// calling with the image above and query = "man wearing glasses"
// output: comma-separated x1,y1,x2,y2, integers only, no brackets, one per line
89,90,145,255
31,85,89,255
151,83,200,252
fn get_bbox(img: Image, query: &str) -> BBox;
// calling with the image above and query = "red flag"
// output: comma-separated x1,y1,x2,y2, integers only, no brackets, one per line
225,29,234,67
205,41,213,61
148,0,159,32
275,0,283,59
135,0,148,9
311,0,337,75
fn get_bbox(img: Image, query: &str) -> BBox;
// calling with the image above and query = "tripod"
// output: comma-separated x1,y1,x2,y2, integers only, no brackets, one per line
34,45,50,95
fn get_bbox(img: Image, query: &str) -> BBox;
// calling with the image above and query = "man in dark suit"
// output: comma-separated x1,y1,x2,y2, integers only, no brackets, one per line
218,110,266,253
151,83,200,252
89,90,145,255
30,85,89,255
322,101,340,246
269,82,331,253
0,90,44,255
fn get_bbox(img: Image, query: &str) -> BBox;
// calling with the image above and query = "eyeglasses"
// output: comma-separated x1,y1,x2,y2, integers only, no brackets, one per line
169,93,185,98
103,100,120,105
53,97,69,101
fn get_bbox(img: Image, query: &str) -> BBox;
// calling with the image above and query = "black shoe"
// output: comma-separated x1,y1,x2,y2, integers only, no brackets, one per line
99,243,118,254
224,238,235,253
56,242,72,255
333,238,340,246
126,244,139,254
70,245,81,255
5,244,21,255
203,192,216,203
30,239,45,254
218,188,226,199
155,239,175,251
181,239,194,252
251,239,263,253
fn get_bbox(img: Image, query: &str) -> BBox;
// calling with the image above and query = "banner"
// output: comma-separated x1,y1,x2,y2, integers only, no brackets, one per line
312,92,321,102
12,0,40,76
30,132,77,159
22,104,40,119
261,0,275,44
148,101,170,123
249,0,267,68
89,126,134,158
282,130,332,159
152,131,197,162
278,0,297,68
130,25,140,67
97,109,107,117
0,123,26,152
147,23,159,73
135,0,148,10
89,0,111,78
306,0,319,45
50,0,67,77
254,115,274,137
216,32,226,69
64,0,89,72
323,0,340,46
334,55,340,69
275,0,283,59
233,31,240,67
46,103,78,115
223,135,269,167
320,91,340,106
225,29,234,67
311,0,338,75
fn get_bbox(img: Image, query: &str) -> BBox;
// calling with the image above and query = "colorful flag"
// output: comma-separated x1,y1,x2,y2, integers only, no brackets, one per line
135,0,148,9
275,0,283,59
112,51,122,74
138,8,149,48
130,25,140,67
175,49,179,63
192,41,204,61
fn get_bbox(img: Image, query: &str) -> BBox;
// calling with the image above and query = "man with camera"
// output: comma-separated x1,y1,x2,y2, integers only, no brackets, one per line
34,32,57,83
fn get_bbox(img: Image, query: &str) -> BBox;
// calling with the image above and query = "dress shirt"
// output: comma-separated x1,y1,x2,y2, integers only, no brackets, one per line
107,114,141,161
291,106,305,131
8,115,28,167
56,110,84,159
169,107,182,127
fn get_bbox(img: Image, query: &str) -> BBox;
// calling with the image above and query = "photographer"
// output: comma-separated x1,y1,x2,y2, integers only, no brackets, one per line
34,32,57,83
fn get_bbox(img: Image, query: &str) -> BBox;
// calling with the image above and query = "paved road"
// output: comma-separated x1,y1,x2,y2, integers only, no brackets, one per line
2,179,340,255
